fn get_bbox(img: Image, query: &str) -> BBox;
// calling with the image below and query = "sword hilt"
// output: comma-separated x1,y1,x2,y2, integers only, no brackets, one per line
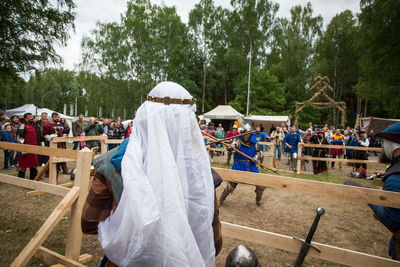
293,207,325,267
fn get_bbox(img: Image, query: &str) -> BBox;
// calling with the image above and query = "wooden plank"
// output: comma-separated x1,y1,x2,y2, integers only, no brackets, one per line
299,156,382,165
65,148,93,260
26,182,74,197
78,254,93,264
11,186,80,267
296,145,303,175
214,168,400,209
104,139,124,144
222,222,400,267
35,246,86,267
51,136,104,143
34,161,49,181
0,173,70,197
100,135,107,154
52,157,77,163
303,143,382,152
0,142,78,159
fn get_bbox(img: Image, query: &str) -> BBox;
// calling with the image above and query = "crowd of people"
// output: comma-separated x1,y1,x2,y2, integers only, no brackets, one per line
199,120,380,174
0,112,133,179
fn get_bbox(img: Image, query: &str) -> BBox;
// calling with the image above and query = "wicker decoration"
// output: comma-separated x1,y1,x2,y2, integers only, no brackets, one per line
295,76,347,128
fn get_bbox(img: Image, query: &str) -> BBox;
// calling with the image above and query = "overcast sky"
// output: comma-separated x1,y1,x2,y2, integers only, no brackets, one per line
54,0,360,71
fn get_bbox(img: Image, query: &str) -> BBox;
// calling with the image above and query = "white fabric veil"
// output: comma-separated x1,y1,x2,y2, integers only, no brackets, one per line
98,82,215,267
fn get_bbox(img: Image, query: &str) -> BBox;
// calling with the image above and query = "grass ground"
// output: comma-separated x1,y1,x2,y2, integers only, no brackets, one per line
0,146,391,266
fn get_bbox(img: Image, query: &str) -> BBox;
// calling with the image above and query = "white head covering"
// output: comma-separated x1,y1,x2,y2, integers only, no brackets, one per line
98,82,215,267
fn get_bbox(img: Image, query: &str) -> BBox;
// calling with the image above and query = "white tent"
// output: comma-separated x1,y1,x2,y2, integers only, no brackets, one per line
245,115,291,134
5,104,37,116
203,105,244,121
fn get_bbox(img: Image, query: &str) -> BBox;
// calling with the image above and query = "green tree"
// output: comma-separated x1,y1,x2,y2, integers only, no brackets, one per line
314,10,359,125
230,69,285,115
356,0,400,118
0,0,76,73
269,2,322,110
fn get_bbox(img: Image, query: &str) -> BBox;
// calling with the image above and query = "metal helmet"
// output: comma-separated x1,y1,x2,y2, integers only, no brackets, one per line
225,245,260,267
70,168,76,181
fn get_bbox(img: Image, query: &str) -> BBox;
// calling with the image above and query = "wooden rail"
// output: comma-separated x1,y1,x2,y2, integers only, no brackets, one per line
0,144,93,266
297,143,384,174
222,222,399,267
215,168,400,266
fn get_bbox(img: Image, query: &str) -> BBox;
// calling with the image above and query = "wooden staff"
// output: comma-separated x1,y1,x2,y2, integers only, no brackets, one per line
202,130,278,174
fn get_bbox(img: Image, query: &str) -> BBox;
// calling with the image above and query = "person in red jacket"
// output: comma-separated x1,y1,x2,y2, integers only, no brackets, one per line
16,113,44,179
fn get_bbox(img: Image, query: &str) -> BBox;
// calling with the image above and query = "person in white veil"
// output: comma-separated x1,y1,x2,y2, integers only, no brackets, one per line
81,81,222,267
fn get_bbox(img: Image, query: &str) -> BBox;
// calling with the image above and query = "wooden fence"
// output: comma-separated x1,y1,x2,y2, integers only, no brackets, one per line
214,167,400,266
0,142,93,266
296,144,384,175
1,140,398,266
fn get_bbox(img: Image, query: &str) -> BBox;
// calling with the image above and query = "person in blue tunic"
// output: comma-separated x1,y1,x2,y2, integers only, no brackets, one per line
370,122,400,260
283,126,303,171
254,127,269,159
219,125,266,207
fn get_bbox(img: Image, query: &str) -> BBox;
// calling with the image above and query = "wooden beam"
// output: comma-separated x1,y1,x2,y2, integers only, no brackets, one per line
214,167,400,209
51,136,104,143
35,246,86,267
299,156,382,165
52,157,77,163
104,139,124,144
65,148,93,261
222,222,400,267
0,173,70,197
303,143,382,152
11,186,80,267
26,182,74,197
34,161,49,181
0,143,78,159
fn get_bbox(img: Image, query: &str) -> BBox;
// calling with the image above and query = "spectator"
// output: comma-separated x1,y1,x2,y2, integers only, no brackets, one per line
269,124,276,135
43,113,70,174
35,112,48,130
310,131,329,174
125,121,132,139
283,126,303,171
1,116,10,130
254,127,269,152
83,117,104,149
225,125,240,165
205,122,216,162
260,124,264,133
10,115,20,167
72,114,84,150
216,123,225,137
16,113,43,179
1,124,14,170
270,126,285,160
102,118,110,136
107,122,118,150
355,130,370,170
329,128,345,170
114,120,124,140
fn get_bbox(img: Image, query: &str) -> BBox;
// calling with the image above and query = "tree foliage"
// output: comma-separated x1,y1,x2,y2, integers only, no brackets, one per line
2,0,399,125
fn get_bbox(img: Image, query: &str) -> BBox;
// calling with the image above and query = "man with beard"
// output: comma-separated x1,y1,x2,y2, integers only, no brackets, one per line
369,122,400,260
311,131,329,174
42,113,70,174
219,125,265,207
16,113,44,179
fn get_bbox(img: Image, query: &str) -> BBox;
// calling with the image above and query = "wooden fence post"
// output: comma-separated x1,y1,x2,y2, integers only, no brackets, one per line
64,147,92,261
296,145,303,175
100,135,107,155
49,140,57,184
